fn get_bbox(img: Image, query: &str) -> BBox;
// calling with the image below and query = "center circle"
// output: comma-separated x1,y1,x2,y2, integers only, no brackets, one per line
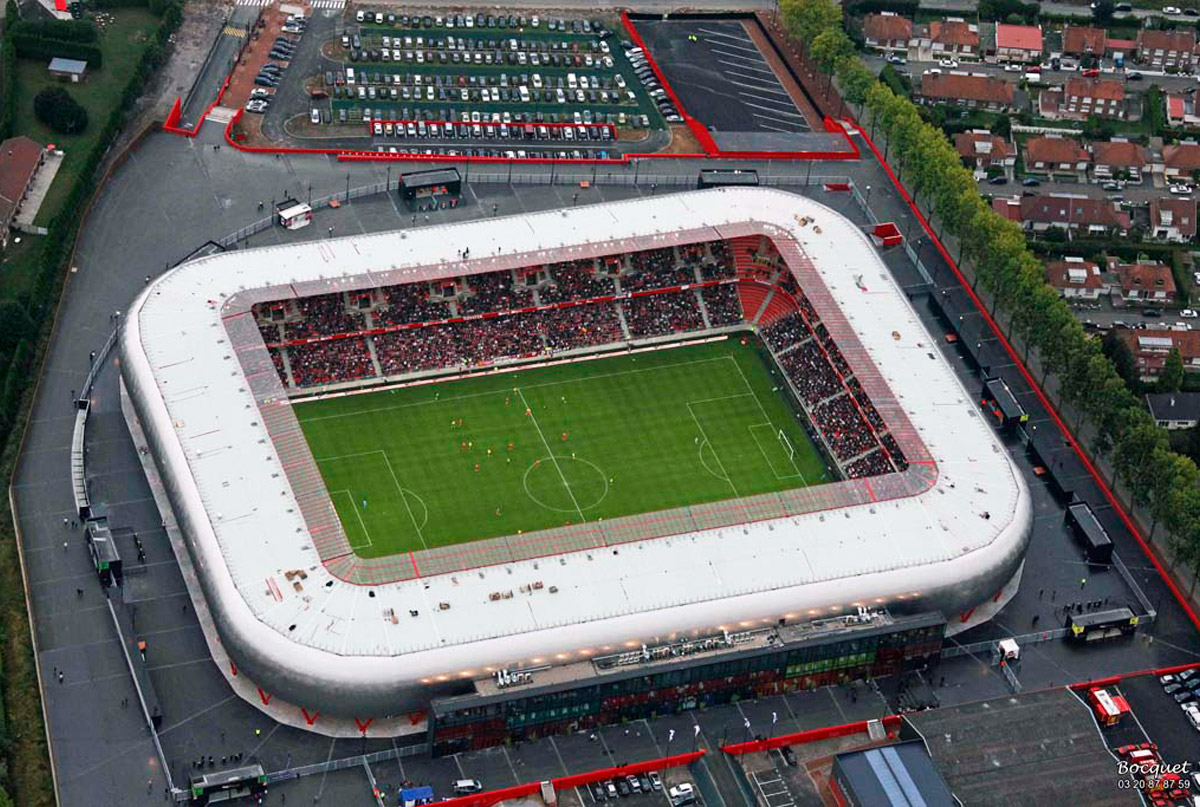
523,456,609,514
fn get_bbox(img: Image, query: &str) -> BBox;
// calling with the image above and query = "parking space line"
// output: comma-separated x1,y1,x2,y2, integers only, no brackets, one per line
712,51,772,69
706,39,761,54
738,89,797,106
741,100,806,119
756,120,801,134
722,69,788,87
735,83,793,98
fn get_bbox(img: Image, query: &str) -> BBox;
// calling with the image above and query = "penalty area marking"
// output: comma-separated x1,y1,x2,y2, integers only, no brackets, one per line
748,423,806,481
329,489,373,550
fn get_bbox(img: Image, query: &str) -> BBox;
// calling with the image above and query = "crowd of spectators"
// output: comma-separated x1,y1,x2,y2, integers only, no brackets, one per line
459,270,523,315
701,285,742,327
289,338,374,387
539,259,615,303
624,291,705,337
284,294,366,341
623,246,697,292
812,395,877,461
761,312,811,352
374,284,452,327
541,303,623,351
846,450,893,479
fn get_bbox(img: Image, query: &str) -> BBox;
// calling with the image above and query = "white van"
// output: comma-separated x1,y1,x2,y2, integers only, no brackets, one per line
453,780,483,795
345,67,355,84
668,784,695,807
567,72,578,89
519,85,530,102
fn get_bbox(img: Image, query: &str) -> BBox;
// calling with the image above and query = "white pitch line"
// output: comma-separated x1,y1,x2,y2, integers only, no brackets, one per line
299,354,734,423
686,402,739,497
331,489,374,549
730,357,808,483
379,451,429,551
517,388,588,525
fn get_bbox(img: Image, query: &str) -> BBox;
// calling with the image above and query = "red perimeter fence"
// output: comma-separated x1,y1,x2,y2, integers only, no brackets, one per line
430,751,705,807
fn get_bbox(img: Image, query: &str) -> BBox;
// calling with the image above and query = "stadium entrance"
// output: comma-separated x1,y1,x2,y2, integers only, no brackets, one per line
429,611,945,755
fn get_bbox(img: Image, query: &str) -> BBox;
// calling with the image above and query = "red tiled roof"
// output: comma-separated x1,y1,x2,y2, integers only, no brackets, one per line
1120,329,1200,364
1045,259,1103,290
0,136,43,227
929,20,978,48
1025,136,1090,166
1114,261,1177,295
919,73,1012,105
1164,143,1200,171
1169,94,1187,121
1150,197,1197,238
1062,26,1107,54
1065,76,1124,103
1091,140,1146,168
953,131,1011,161
995,23,1043,53
1138,29,1196,54
996,194,1130,230
863,13,912,43
1106,37,1136,52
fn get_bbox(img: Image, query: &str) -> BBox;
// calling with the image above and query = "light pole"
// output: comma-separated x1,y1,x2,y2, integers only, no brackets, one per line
864,184,872,211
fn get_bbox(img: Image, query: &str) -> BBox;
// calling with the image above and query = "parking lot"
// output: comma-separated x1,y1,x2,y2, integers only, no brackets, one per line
302,11,675,157
633,18,813,142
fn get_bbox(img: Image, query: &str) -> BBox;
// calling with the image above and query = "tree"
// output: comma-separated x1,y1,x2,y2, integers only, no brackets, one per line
1083,114,1116,140
990,114,1012,138
1102,330,1141,390
33,86,87,134
1158,346,1185,393
810,28,853,91
1091,0,1114,23
780,0,842,49
5,0,18,21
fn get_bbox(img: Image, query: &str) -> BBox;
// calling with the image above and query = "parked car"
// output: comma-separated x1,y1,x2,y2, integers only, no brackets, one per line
1163,6,1183,15
1102,181,1122,191
1003,63,1022,72
1144,309,1163,317
938,58,959,68
1082,67,1100,77
648,772,663,792
1127,71,1143,80
1170,184,1194,195
1021,177,1040,187
988,176,1008,185
886,54,906,65
1183,309,1198,318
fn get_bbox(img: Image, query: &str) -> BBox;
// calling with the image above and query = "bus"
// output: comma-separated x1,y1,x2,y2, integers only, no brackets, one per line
1066,607,1138,643
189,764,267,804
1087,687,1130,726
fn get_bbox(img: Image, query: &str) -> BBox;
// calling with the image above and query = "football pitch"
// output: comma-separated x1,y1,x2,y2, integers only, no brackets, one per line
295,337,832,558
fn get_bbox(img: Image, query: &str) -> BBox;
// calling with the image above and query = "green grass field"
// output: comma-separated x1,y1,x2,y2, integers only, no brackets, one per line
295,337,831,558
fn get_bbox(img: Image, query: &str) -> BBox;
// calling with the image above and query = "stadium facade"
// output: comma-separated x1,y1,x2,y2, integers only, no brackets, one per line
120,188,1032,729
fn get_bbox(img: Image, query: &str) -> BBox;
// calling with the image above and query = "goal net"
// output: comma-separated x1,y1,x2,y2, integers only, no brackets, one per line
777,430,795,462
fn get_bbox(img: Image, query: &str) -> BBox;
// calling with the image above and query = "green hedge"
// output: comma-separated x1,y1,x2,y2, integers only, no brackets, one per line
9,19,97,43
0,38,14,141
10,33,103,68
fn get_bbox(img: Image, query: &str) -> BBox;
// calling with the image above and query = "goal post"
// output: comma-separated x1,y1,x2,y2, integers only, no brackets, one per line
777,429,795,462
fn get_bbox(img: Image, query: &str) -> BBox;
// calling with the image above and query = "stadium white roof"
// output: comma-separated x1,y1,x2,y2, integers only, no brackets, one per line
121,188,1031,717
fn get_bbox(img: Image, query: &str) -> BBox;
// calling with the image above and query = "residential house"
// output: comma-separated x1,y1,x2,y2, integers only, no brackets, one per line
1091,140,1147,184
1024,136,1091,181
927,19,979,59
916,73,1013,111
994,23,1043,63
1062,25,1107,57
863,13,912,52
1039,77,1126,121
0,136,46,248
1118,330,1200,380
1165,90,1200,127
1161,142,1200,180
953,130,1014,173
1149,197,1197,243
1044,257,1104,300
1145,392,1200,429
1136,29,1196,70
1108,256,1177,305
991,193,1131,235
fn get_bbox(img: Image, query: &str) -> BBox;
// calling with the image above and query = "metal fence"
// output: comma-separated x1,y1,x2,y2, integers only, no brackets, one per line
70,325,119,518
263,743,428,785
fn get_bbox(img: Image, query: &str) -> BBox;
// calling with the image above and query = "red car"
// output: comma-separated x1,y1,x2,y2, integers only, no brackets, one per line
1082,67,1100,77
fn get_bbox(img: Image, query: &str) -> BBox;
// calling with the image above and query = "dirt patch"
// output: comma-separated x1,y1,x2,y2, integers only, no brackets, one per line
224,6,292,112
660,123,702,154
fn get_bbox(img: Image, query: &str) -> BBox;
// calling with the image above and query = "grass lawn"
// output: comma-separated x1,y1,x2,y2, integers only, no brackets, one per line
12,8,159,229
295,337,832,558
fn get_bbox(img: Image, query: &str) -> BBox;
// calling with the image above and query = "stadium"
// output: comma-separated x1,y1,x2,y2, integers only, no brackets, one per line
119,187,1032,729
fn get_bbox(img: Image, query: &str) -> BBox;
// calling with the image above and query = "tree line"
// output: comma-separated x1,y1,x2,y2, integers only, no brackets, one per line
781,0,1200,588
